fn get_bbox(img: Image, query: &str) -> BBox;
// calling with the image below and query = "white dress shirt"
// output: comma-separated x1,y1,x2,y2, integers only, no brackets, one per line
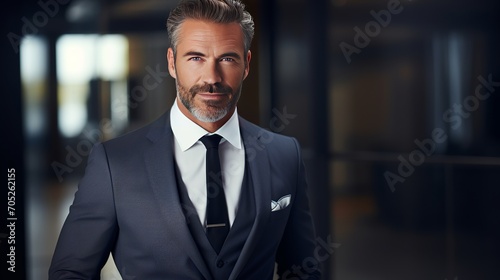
170,100,245,228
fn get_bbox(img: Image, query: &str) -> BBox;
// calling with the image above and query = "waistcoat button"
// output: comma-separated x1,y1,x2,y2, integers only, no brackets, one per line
216,260,224,268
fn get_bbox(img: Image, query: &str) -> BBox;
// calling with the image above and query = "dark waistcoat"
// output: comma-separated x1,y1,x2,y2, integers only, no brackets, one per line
175,162,256,280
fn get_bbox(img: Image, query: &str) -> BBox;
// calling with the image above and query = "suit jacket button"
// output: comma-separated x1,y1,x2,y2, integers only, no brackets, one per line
216,260,224,268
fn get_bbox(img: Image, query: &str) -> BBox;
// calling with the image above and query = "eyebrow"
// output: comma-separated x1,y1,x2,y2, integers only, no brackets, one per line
183,51,242,60
183,51,205,58
219,52,241,60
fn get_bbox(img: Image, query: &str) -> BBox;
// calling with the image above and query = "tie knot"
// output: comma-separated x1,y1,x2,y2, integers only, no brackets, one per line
200,134,222,149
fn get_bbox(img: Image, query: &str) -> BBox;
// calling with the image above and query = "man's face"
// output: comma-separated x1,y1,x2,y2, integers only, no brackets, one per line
167,19,251,124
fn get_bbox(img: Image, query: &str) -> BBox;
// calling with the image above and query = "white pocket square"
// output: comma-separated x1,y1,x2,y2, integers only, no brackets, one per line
271,194,291,212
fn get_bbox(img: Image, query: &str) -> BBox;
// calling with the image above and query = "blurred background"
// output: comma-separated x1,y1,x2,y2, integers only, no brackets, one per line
3,0,500,279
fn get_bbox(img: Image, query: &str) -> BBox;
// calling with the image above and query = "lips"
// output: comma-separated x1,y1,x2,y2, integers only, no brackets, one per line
197,92,228,100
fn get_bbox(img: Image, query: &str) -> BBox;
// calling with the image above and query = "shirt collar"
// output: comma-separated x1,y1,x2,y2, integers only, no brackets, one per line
170,99,242,152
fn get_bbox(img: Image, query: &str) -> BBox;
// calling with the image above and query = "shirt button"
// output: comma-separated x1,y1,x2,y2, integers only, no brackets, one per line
216,260,224,268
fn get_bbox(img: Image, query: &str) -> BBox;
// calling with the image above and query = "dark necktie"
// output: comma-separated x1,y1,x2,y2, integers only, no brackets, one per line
200,134,229,254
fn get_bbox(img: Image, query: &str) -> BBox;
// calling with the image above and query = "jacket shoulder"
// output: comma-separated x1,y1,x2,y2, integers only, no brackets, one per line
102,112,170,153
239,117,301,157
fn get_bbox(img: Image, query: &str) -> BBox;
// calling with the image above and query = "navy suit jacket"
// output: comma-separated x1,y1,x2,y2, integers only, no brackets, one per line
49,112,320,279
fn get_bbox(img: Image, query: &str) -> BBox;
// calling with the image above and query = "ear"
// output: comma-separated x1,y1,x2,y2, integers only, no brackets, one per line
243,50,251,80
167,48,177,79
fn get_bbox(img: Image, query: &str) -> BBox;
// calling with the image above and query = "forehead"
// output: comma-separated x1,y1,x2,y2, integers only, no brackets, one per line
176,19,245,52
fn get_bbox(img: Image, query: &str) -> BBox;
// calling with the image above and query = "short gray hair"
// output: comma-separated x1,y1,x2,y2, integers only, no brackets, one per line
167,0,254,54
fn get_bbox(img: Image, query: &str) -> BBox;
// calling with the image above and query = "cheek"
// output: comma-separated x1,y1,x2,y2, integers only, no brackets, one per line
222,68,246,86
176,67,197,87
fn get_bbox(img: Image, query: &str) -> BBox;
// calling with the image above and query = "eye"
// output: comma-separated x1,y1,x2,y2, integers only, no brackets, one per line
189,57,202,62
221,57,235,62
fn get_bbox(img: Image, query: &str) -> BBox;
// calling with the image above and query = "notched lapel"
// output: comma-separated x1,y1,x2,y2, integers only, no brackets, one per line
229,119,273,280
144,115,212,280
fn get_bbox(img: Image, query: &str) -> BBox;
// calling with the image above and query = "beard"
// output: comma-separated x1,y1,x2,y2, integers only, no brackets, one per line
176,80,242,123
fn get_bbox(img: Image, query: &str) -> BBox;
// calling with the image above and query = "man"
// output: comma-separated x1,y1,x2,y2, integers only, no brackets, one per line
49,0,320,279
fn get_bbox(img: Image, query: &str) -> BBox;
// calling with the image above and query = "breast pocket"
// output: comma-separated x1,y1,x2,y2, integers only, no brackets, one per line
270,201,292,222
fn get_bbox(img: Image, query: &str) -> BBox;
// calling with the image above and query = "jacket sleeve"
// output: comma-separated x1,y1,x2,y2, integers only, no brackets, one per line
49,143,118,280
276,138,322,280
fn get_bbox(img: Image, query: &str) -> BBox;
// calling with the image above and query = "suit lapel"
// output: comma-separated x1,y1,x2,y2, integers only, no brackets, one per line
144,114,212,280
229,118,272,280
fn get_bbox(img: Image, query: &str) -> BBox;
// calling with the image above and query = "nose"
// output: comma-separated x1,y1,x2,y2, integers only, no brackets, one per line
202,60,222,85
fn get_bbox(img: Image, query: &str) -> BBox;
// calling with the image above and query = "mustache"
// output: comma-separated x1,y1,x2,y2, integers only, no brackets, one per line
189,83,233,96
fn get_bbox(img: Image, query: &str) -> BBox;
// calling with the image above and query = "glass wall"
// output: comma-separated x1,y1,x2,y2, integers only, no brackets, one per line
327,0,500,279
